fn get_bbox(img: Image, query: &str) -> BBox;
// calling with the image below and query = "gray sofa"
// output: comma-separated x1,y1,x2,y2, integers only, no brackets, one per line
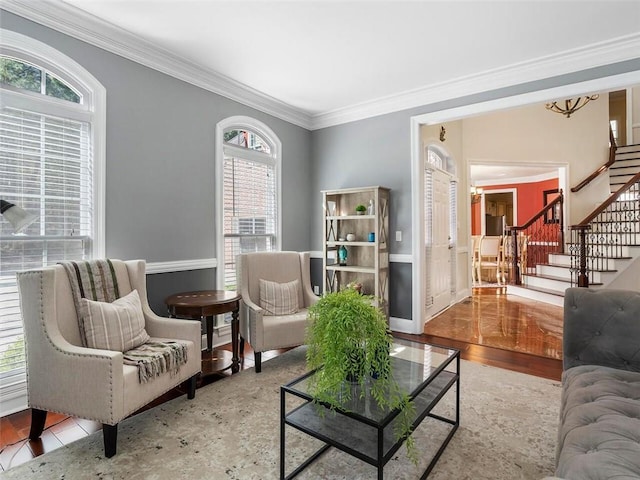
550,288,640,479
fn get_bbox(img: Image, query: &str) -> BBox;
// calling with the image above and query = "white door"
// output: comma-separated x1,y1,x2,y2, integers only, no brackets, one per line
426,168,452,315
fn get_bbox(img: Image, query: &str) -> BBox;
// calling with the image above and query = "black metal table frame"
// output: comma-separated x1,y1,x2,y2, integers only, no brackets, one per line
280,348,460,480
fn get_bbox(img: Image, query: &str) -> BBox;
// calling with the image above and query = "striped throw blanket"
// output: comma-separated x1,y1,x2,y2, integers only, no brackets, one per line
61,260,188,383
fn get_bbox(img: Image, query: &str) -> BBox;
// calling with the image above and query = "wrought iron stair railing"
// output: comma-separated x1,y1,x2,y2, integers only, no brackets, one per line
569,172,640,287
505,190,564,285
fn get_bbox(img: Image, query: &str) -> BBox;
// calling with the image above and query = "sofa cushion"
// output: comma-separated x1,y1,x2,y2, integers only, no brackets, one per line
82,289,150,352
261,309,308,348
259,278,300,316
556,365,640,479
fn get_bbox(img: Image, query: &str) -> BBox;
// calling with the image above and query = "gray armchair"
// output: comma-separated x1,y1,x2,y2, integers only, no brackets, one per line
16,259,201,457
236,251,318,372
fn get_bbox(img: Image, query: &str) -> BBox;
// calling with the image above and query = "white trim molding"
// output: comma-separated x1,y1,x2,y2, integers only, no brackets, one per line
1,0,311,129
146,258,217,274
389,254,413,264
389,316,413,334
476,170,559,187
311,32,640,129
310,251,413,264
3,0,640,131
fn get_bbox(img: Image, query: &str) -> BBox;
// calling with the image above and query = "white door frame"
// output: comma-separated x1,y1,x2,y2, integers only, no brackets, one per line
406,70,640,335
479,188,518,235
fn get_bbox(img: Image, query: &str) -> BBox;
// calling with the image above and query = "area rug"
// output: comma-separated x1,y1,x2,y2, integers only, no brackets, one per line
0,346,561,479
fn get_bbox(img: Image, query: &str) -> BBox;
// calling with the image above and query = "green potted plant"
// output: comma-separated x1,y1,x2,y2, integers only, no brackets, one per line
355,204,367,215
305,287,417,461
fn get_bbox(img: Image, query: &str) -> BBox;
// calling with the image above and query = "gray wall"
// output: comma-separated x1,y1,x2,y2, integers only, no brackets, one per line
1,11,313,312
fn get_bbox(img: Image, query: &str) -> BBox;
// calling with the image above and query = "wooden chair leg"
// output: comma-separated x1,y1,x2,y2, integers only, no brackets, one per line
255,352,262,373
239,336,245,357
187,374,197,399
103,423,118,458
29,408,47,440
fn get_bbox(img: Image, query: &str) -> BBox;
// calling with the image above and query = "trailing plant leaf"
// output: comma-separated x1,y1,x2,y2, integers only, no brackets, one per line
305,288,418,464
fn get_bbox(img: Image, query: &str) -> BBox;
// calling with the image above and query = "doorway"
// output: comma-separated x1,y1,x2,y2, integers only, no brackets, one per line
407,75,640,336
483,191,513,235
471,189,516,236
426,167,454,315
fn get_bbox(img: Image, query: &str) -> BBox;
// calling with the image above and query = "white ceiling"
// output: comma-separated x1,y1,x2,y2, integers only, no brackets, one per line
54,0,640,122
470,165,558,184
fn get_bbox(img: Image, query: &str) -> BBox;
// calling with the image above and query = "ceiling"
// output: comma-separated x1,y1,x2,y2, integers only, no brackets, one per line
50,0,640,125
470,165,558,184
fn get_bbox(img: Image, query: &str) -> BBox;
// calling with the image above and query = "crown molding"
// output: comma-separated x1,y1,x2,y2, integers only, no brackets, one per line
1,0,313,129
4,1,640,132
476,170,559,187
310,32,640,130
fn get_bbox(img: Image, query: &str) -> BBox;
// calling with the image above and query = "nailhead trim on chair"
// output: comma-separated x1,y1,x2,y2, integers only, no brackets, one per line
20,270,116,424
23,269,195,423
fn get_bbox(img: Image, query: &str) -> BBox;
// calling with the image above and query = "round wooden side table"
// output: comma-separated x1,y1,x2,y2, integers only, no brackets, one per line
165,290,241,376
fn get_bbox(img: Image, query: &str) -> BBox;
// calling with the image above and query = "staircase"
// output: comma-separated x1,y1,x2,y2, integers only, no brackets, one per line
609,144,640,191
510,144,640,306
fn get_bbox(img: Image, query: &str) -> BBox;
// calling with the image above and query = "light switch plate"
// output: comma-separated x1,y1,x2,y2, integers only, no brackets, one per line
396,231,402,242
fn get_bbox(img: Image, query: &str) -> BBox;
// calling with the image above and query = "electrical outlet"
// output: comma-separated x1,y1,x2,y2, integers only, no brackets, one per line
396,231,402,242
313,285,320,295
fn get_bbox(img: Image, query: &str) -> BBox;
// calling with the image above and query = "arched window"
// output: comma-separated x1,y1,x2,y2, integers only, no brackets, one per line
215,117,281,297
0,30,105,415
426,145,456,175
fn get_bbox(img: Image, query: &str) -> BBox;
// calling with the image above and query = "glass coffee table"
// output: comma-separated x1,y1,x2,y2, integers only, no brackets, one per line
280,338,460,479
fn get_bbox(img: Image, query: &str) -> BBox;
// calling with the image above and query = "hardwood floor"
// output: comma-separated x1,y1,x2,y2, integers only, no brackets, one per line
0,287,563,472
417,286,563,381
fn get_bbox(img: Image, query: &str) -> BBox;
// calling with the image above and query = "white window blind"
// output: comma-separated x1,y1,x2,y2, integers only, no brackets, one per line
449,180,458,296
0,106,92,397
222,154,276,291
423,168,433,308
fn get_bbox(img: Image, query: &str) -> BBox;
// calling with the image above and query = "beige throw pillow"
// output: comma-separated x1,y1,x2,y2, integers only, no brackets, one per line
82,289,150,352
259,279,300,316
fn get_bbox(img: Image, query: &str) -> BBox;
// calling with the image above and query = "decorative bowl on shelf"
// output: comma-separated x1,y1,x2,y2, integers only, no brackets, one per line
346,233,356,242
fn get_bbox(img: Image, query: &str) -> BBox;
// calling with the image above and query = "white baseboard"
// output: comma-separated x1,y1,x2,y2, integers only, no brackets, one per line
389,316,414,334
456,288,471,302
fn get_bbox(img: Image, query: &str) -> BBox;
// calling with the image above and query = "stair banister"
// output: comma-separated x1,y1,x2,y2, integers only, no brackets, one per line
570,171,640,288
571,125,617,193
506,190,564,285
567,224,591,287
573,171,640,226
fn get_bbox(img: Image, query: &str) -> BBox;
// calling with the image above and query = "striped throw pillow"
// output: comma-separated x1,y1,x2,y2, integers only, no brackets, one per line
259,279,300,316
82,289,150,352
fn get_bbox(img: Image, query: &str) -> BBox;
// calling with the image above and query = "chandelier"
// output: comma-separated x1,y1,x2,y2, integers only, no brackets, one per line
545,94,599,118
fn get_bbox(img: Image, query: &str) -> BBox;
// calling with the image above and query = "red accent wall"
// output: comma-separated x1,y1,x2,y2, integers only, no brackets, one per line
471,177,559,234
